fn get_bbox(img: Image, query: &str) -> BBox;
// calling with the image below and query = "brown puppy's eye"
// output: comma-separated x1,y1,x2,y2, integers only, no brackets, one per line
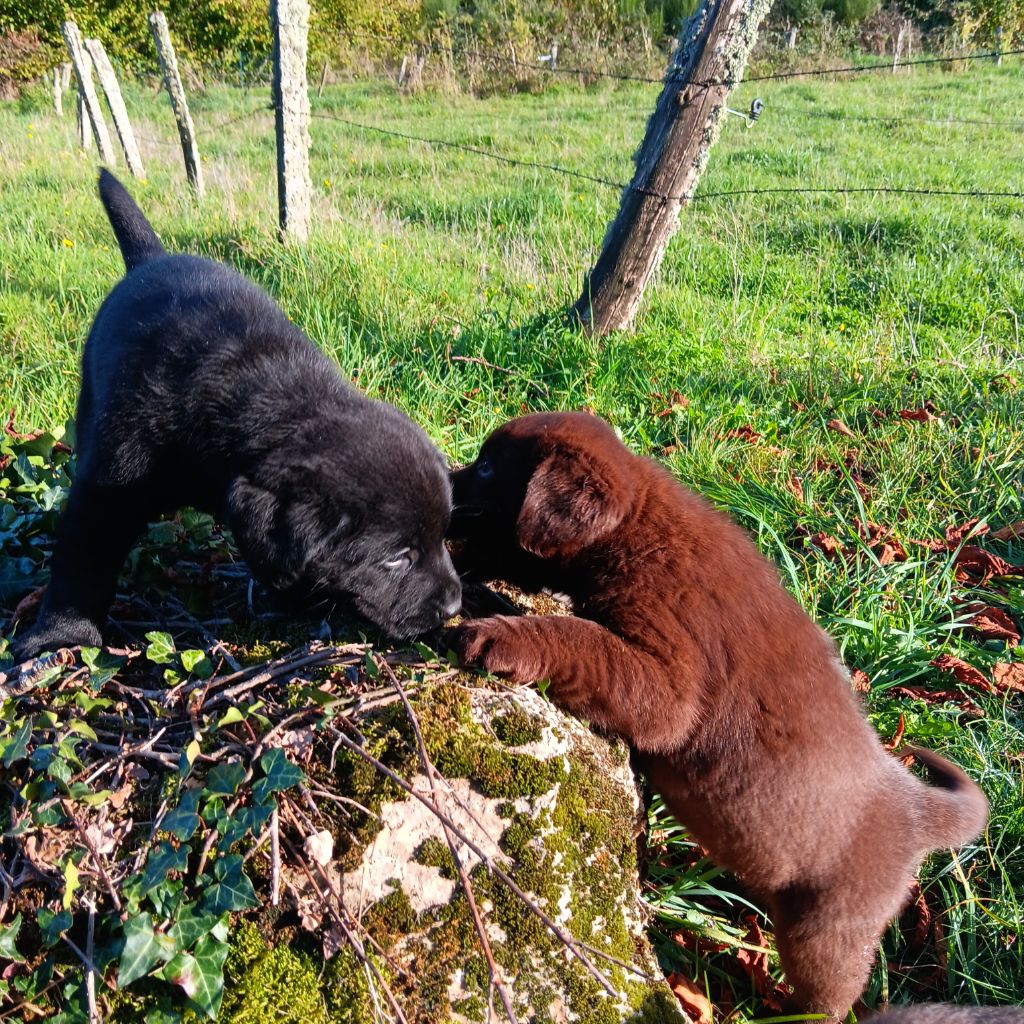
383,548,418,572
475,455,495,481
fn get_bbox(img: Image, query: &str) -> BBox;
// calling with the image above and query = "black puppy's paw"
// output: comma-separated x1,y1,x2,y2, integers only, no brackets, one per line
10,615,102,664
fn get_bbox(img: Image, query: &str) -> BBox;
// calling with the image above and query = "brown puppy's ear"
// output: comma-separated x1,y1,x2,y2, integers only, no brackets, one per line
516,445,630,558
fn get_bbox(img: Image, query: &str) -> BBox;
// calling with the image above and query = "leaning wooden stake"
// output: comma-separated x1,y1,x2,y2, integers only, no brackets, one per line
573,0,772,335
62,21,116,164
85,39,145,179
148,11,203,197
271,0,312,242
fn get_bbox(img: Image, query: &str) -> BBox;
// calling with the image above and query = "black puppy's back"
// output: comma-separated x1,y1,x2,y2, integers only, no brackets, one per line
98,169,165,271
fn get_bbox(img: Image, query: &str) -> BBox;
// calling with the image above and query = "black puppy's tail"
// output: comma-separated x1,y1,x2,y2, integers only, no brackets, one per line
909,745,989,850
97,169,165,272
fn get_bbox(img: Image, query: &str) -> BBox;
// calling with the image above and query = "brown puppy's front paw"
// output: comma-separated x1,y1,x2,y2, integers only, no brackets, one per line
453,617,540,682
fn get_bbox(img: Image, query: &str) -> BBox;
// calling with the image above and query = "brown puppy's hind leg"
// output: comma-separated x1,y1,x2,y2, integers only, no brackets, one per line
772,885,884,1022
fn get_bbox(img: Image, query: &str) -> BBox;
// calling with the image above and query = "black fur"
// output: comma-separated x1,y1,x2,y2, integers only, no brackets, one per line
12,170,460,660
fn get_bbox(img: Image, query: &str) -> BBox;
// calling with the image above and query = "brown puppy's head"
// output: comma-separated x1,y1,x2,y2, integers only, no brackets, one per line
451,412,635,561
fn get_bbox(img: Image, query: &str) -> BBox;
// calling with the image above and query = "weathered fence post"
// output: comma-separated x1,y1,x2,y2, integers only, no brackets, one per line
52,66,63,116
62,21,116,164
572,0,772,335
786,23,798,49
317,59,329,96
85,39,145,179
148,11,203,198
995,25,1003,65
61,62,72,92
76,92,91,149
271,0,312,242
892,21,906,72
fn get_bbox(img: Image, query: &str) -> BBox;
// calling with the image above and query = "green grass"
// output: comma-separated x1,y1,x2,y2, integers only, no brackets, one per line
2,60,1023,1019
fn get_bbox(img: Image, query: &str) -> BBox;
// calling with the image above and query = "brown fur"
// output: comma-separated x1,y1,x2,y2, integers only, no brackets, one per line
449,412,988,1021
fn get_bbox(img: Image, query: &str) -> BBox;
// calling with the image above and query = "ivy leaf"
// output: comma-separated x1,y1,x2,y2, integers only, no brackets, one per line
79,647,125,687
159,931,228,1019
118,912,176,988
215,706,245,729
217,800,273,852
162,788,202,841
0,913,24,962
168,906,224,949
145,631,176,665
251,748,303,804
37,908,72,946
1,719,32,767
179,739,201,776
139,841,188,892
205,761,246,797
181,650,213,679
200,855,257,915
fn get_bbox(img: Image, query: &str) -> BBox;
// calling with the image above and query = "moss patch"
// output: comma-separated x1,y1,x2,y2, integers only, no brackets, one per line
491,705,545,746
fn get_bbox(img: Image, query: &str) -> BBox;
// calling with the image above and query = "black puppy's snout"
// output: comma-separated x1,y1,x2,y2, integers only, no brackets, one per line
439,591,462,621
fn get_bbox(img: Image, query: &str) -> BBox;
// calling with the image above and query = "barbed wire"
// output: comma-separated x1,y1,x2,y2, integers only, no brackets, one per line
339,27,1024,88
308,108,1024,205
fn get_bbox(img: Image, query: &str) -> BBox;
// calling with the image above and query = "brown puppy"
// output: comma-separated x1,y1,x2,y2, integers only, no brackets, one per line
450,412,988,1021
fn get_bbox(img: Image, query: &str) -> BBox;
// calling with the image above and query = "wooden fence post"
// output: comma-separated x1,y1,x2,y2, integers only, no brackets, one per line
148,11,203,198
77,92,91,150
892,21,906,72
85,39,145,179
271,0,312,242
52,66,63,116
62,21,116,164
995,25,1003,65
572,0,772,335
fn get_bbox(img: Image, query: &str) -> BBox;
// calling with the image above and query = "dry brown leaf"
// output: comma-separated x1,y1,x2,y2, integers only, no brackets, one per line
303,830,334,867
11,585,46,626
901,881,933,953
969,606,1021,646
953,545,1024,585
725,424,761,443
889,685,982,715
808,532,848,560
785,474,804,502
654,391,690,417
992,520,1024,542
883,713,906,751
930,653,995,693
827,418,857,438
945,518,987,547
993,663,1024,694
666,971,712,1024
899,406,939,424
850,669,872,694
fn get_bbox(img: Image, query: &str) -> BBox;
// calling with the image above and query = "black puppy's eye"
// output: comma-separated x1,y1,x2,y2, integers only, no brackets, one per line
383,548,418,572
476,455,495,481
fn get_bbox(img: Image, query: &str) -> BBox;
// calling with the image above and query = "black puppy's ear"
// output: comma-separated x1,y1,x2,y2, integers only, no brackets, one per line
225,478,309,591
516,445,630,559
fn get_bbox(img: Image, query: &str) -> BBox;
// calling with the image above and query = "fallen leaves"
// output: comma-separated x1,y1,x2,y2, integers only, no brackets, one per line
991,520,1024,542
930,653,994,694
993,663,1024,694
967,606,1021,647
898,401,940,424
666,971,712,1024
856,519,908,565
850,669,872,694
736,916,791,1011
826,418,857,438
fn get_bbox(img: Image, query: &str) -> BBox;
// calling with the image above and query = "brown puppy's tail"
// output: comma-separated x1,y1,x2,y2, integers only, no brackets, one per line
97,169,165,272
908,746,988,849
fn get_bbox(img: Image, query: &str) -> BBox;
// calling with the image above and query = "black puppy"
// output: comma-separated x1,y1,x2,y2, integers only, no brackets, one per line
12,171,460,660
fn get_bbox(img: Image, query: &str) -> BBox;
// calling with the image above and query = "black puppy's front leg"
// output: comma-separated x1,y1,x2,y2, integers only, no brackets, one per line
12,480,149,661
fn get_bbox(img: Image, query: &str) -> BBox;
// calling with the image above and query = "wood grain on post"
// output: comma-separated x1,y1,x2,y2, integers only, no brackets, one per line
85,39,145,179
52,66,63,116
271,0,312,242
573,0,772,335
62,21,116,164
148,11,203,198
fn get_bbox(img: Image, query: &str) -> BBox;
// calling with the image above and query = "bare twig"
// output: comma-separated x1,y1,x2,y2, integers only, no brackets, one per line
383,659,519,1023
61,801,122,914
324,722,617,996
270,805,280,906
85,898,98,1024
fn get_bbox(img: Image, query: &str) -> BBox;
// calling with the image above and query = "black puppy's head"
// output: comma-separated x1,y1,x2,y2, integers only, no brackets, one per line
451,412,634,570
228,407,461,638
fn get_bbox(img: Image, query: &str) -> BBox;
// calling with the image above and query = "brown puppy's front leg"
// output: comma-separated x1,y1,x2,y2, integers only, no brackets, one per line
454,615,698,753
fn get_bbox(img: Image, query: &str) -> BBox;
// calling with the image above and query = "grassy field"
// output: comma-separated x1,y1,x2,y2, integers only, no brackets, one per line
2,59,1023,1019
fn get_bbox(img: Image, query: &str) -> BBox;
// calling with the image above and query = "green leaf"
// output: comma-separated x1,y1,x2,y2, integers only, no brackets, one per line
215,706,245,729
179,738,201,775
66,785,113,807
37,908,72,946
0,913,24,962
217,801,272,852
1,718,32,767
66,720,98,742
181,650,214,678
363,652,380,679
80,648,125,687
139,841,188,892
205,761,246,797
200,855,257,915
162,789,201,842
145,631,176,665
252,748,303,804
118,913,176,988
168,906,225,950
159,932,228,1019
